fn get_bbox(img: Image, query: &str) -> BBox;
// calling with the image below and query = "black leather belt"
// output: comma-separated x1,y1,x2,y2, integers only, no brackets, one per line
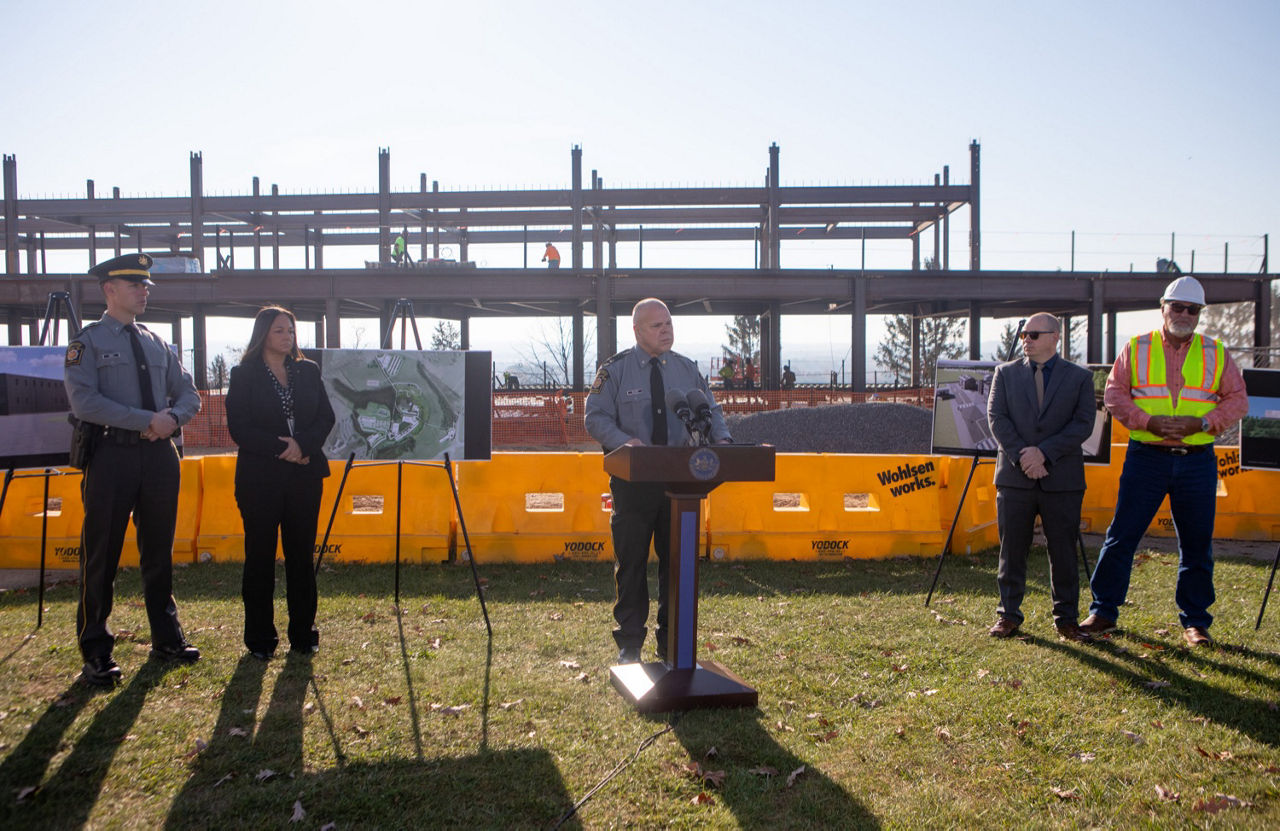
102,427,142,445
1139,442,1213,456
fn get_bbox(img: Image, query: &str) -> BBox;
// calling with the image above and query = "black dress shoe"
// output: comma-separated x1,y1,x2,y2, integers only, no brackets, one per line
150,642,201,663
249,650,274,661
289,644,319,657
80,656,122,687
616,646,642,664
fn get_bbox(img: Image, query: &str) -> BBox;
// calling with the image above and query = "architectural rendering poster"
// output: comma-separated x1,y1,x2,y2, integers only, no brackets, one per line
1240,368,1280,471
315,349,491,462
0,346,73,470
931,360,998,457
931,358,1111,463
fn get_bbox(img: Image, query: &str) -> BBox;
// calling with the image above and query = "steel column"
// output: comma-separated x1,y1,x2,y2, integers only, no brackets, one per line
378,148,390,263
325,297,340,348
571,146,583,269
4,155,19,274
1087,279,1104,364
573,310,585,391
189,152,204,270
851,276,867,392
969,141,981,271
192,306,208,391
968,301,981,359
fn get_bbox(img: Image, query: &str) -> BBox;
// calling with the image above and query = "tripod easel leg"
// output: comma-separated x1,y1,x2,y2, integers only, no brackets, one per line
1256,543,1280,631
925,452,981,606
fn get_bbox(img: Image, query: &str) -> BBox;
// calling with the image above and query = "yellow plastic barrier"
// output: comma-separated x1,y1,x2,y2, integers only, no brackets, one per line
0,468,85,570
940,455,1001,554
456,452,612,563
707,454,952,560
196,457,456,564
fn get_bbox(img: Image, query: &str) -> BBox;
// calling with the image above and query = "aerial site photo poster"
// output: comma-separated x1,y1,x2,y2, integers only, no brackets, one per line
314,349,491,462
1240,368,1280,471
930,358,1111,463
0,345,73,469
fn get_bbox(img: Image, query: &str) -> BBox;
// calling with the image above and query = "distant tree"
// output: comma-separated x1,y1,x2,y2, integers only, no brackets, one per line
990,322,1020,362
208,353,230,390
519,317,595,387
874,312,966,386
721,315,760,366
430,320,461,350
1200,283,1279,367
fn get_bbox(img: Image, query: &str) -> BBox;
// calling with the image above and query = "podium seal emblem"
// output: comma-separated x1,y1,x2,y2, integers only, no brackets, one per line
688,447,720,481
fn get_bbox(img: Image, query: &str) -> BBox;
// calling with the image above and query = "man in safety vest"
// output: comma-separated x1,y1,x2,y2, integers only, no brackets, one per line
1080,275,1248,647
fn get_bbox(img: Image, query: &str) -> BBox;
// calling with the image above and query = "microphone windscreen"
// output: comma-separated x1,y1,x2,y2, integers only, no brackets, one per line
665,387,685,411
686,389,710,414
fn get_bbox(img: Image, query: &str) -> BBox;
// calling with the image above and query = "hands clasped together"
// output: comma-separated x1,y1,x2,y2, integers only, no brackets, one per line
276,436,309,465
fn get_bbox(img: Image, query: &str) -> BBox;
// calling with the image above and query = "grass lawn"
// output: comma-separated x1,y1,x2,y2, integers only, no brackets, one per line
0,546,1277,829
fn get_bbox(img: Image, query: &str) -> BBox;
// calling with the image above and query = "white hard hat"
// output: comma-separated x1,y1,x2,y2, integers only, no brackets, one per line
1161,275,1205,306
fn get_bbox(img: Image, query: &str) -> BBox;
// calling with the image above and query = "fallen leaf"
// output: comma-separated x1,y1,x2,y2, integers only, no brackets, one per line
704,746,718,759
320,824,337,831
748,765,778,777
1015,721,1031,738
691,792,714,805
256,769,276,782
437,704,471,716
549,612,564,621
558,660,581,670
500,699,524,710
731,636,751,645
895,727,906,739
429,638,442,650
1121,730,1145,745
1193,794,1253,813
1145,680,1170,689
786,766,806,788
1007,679,1023,690
1150,719,1164,729
361,612,376,623
774,721,794,732
1155,785,1179,802
704,642,718,652
812,730,839,743
17,785,38,802
352,725,368,737
290,800,306,823
383,696,402,706
1051,787,1080,800
575,672,589,683
1071,752,1096,763
352,696,365,710
341,658,356,665
702,769,726,788
780,700,798,712
923,689,940,696
1154,628,1170,636
892,664,908,672
213,773,233,787
228,727,249,737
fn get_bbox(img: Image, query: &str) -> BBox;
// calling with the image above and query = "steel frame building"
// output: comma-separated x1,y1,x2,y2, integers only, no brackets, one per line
1,143,1272,391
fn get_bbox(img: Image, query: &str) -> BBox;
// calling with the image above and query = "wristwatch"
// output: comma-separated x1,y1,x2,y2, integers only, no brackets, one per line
1200,416,1212,434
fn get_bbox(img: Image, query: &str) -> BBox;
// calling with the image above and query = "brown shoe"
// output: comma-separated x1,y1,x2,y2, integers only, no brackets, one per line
988,618,1020,638
1055,622,1092,643
1183,627,1213,647
1079,614,1117,635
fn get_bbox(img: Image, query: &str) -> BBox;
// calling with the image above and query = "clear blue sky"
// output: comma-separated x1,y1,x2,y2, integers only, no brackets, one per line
4,1,1278,373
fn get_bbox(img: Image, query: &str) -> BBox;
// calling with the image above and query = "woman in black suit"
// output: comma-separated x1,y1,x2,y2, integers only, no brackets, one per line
226,306,335,659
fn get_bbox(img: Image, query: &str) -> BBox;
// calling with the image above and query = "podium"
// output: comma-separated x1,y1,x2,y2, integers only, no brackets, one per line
603,444,776,713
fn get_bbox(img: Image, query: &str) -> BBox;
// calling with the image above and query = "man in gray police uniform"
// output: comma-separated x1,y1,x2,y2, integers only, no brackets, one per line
64,253,203,686
585,298,732,664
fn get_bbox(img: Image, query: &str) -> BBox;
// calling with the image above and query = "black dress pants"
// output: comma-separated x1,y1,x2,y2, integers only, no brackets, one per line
609,476,671,649
77,438,185,660
239,472,323,653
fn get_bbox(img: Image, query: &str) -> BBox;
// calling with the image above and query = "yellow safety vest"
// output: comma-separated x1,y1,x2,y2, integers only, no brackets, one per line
1127,330,1224,444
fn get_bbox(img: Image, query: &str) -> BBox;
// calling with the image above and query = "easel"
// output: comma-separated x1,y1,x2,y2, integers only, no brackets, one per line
924,319,1092,605
312,299,490,635
1256,544,1280,630
0,292,85,626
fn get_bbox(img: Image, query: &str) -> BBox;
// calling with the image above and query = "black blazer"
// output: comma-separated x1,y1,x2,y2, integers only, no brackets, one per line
987,356,1095,492
226,358,336,499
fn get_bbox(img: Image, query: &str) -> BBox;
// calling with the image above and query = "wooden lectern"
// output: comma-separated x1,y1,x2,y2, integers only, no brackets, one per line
603,444,776,713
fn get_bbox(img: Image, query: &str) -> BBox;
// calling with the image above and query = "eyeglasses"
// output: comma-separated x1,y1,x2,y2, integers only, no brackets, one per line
1165,302,1202,316
1019,330,1058,341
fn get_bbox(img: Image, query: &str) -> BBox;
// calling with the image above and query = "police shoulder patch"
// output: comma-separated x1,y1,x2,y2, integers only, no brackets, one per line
589,366,610,394
65,341,85,367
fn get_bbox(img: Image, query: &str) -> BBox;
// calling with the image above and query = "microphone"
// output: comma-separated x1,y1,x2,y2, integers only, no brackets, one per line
686,389,712,423
1006,318,1027,362
665,388,696,437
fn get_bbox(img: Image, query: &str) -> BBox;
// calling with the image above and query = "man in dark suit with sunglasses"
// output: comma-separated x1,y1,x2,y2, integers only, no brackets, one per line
1081,276,1248,647
987,312,1096,642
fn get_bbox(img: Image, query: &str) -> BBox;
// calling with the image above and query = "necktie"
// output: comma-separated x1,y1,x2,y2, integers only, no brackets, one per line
125,324,158,411
649,357,667,445
1033,362,1045,410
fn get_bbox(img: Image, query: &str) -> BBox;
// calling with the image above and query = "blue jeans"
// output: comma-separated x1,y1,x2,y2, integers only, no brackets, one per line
1089,441,1217,629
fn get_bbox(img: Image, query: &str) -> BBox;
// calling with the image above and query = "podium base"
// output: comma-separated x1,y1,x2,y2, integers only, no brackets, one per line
609,660,758,713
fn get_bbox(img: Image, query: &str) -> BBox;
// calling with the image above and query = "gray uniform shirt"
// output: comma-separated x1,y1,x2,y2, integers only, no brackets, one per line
585,347,731,451
64,313,201,431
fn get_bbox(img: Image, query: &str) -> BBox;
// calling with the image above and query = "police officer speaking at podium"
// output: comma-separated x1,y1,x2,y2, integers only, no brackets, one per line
63,253,203,686
585,298,732,665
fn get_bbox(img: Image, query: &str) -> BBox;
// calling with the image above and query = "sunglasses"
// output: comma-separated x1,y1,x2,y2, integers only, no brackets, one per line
1165,302,1202,316
1019,330,1057,341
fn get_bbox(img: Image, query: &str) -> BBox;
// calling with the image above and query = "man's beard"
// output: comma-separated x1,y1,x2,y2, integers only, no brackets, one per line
1168,319,1197,338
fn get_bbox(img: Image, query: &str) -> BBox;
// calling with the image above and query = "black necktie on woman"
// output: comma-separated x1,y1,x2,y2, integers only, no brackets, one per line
125,324,158,411
649,357,667,445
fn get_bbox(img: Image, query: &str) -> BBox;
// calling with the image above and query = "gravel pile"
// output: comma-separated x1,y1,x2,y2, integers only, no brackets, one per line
726,402,933,454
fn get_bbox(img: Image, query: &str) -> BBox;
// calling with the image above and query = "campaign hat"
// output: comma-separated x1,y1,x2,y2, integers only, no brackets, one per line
89,253,155,285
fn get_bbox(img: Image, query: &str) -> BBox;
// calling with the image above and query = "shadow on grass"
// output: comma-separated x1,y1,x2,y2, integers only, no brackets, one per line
165,644,574,829
6,660,182,827
0,683,93,825
1035,635,1280,747
672,708,880,829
